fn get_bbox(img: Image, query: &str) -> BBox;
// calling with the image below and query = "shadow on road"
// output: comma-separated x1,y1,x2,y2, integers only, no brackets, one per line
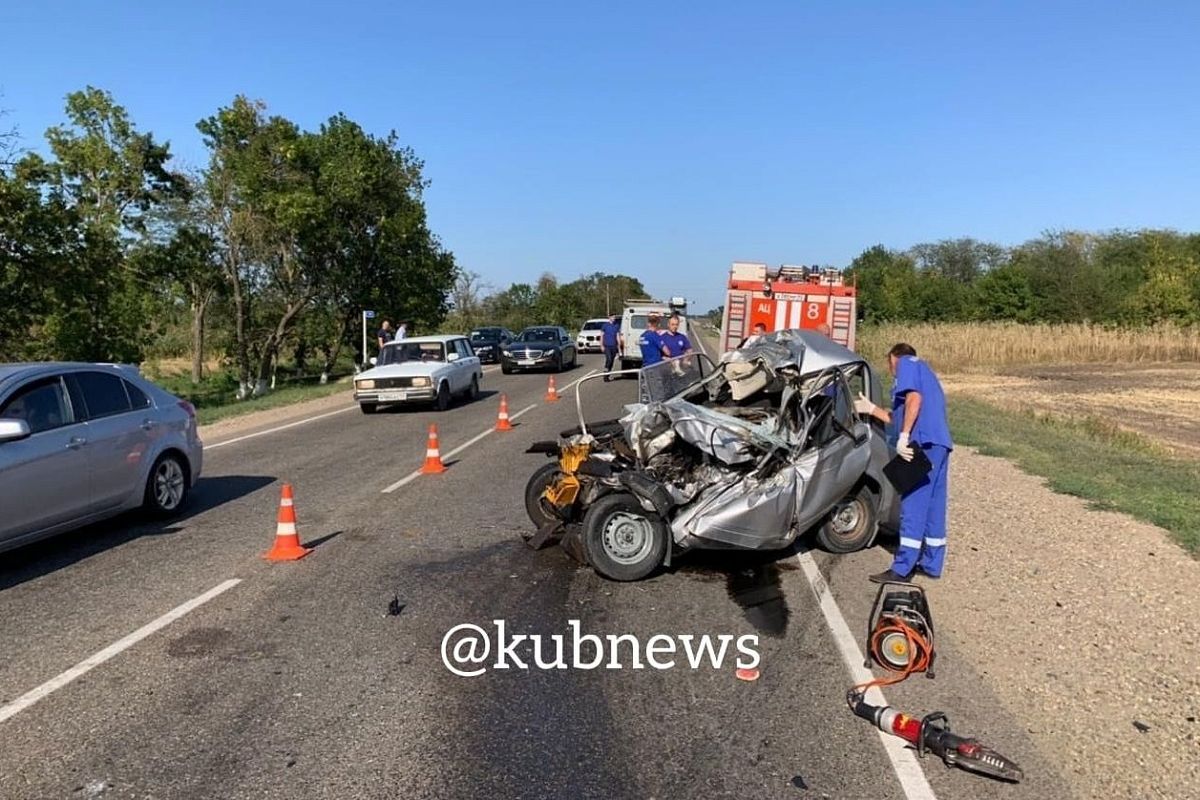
0,474,275,591
669,549,798,639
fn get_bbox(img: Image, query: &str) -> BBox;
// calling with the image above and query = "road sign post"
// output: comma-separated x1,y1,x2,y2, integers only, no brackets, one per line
362,310,376,366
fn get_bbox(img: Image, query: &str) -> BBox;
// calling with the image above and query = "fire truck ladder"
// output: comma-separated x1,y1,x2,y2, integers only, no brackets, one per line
830,296,855,348
724,291,749,352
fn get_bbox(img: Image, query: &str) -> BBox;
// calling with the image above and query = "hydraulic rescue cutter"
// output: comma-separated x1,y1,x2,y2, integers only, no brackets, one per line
847,692,1025,783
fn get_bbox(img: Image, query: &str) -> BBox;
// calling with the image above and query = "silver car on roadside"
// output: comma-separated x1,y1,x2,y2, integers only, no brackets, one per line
0,363,204,554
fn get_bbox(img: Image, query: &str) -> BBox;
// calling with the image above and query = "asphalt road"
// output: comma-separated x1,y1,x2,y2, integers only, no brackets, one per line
0,349,1072,799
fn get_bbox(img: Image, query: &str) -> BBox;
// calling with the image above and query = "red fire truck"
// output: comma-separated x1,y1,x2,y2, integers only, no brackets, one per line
719,261,858,352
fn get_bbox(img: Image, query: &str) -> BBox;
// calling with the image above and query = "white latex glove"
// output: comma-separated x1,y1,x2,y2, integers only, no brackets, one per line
896,432,914,461
854,392,876,416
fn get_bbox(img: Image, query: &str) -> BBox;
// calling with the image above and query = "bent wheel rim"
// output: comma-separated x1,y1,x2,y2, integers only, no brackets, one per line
155,459,185,510
601,511,654,565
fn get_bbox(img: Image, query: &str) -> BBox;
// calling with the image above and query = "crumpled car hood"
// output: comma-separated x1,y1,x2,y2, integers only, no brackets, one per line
621,399,791,465
610,328,873,551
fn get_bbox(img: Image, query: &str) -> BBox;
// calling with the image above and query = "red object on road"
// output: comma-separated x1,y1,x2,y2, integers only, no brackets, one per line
735,667,760,682
544,376,560,402
421,424,447,474
495,394,514,431
264,483,311,561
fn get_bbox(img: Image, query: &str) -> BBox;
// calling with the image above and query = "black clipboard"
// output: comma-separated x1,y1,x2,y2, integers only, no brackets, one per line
882,445,932,495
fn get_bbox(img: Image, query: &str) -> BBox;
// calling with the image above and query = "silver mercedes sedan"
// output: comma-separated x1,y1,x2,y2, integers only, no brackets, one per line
0,363,204,554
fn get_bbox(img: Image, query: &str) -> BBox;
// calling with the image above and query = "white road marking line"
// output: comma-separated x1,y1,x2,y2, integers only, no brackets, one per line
205,406,356,449
381,404,537,493
791,549,937,800
206,368,500,450
0,579,242,725
559,369,598,394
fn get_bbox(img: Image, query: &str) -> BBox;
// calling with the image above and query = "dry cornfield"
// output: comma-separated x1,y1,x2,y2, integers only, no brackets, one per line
857,322,1200,373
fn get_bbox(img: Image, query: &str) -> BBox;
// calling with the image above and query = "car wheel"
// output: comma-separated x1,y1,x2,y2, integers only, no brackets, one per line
570,350,578,369
815,483,879,554
524,462,566,534
360,403,378,415
501,363,513,374
434,382,451,412
582,493,667,582
554,354,563,372
144,452,189,517
467,375,480,401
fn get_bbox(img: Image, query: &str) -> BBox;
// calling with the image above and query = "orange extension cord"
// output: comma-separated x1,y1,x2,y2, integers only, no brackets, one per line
852,617,934,696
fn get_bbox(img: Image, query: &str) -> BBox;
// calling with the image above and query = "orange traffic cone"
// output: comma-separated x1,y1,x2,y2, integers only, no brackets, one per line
544,375,560,402
495,394,514,431
265,484,311,561
421,423,447,474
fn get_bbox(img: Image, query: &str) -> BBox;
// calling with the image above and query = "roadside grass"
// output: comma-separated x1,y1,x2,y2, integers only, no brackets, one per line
950,395,1200,555
858,321,1200,372
189,379,352,426
146,359,356,426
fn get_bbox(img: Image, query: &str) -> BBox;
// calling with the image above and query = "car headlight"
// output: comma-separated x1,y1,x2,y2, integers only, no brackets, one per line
357,379,375,389
411,377,431,387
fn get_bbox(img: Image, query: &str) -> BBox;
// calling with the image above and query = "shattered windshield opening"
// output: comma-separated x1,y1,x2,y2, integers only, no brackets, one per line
637,354,712,404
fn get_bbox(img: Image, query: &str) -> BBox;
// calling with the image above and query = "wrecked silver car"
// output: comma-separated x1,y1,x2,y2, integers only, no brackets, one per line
523,330,901,581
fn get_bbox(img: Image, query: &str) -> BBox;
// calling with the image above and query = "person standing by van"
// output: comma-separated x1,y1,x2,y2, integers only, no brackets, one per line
601,313,624,381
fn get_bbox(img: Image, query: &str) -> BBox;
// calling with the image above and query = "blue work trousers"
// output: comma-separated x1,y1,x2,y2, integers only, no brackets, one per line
891,444,950,578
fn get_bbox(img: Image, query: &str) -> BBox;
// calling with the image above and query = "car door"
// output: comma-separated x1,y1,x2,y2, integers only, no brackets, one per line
455,338,479,385
793,370,872,532
0,375,92,544
66,370,152,512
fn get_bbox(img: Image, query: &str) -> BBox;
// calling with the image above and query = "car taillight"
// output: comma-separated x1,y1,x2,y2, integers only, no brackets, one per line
178,400,197,425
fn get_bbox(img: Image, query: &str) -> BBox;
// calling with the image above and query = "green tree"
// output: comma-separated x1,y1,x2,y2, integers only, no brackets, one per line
23,87,184,361
972,264,1035,322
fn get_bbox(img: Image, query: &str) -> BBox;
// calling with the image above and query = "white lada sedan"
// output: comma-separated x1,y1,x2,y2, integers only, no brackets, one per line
354,335,483,414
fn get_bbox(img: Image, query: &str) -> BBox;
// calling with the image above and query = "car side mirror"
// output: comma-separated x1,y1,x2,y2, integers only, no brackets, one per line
369,357,377,366
447,352,460,362
0,418,32,443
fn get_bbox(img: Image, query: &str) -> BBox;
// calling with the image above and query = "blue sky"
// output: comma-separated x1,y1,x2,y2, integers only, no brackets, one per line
5,1,1199,311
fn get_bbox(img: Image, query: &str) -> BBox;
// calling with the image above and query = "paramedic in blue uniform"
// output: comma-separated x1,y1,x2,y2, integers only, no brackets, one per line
637,315,671,401
658,314,692,358
601,313,624,382
638,314,667,366
855,343,953,582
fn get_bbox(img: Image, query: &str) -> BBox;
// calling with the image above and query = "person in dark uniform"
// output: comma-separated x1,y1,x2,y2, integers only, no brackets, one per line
377,320,395,351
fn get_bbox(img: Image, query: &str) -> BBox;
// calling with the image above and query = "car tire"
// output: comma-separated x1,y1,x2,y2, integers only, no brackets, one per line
467,375,480,401
554,354,563,372
360,403,378,415
524,462,565,534
570,350,577,369
143,452,190,517
815,483,879,554
501,363,513,375
581,493,668,582
434,382,451,412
